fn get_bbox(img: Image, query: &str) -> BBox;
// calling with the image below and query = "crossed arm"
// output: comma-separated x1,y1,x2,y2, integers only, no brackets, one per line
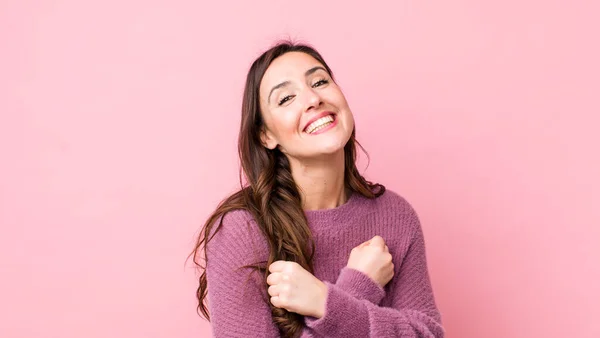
205,218,443,337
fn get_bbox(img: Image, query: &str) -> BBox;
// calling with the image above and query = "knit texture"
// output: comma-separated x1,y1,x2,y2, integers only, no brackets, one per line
205,189,444,337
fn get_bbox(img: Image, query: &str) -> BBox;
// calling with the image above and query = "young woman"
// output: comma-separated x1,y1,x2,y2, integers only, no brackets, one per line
191,41,444,338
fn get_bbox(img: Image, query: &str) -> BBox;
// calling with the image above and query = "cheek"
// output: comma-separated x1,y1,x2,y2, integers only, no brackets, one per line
327,88,351,112
270,111,301,138
346,113,355,130
333,94,354,126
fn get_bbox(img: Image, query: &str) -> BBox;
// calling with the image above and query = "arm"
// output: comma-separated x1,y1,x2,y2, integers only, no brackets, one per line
304,220,444,337
333,266,386,305
205,211,280,338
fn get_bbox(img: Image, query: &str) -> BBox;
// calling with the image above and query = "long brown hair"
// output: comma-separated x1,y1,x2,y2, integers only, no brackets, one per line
190,41,385,337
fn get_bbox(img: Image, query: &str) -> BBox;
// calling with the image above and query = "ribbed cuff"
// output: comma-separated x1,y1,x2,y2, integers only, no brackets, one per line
334,267,385,305
304,282,369,337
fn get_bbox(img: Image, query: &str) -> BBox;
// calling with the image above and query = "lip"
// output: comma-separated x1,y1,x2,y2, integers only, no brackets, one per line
303,111,336,133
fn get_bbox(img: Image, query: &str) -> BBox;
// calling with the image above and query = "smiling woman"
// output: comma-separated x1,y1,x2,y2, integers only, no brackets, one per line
259,51,355,167
190,41,444,338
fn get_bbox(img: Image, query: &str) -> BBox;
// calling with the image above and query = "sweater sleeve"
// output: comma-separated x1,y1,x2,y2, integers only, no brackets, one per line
205,211,280,338
304,219,444,337
333,267,386,305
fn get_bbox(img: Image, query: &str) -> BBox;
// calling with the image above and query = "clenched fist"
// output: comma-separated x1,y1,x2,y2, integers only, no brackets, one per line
267,261,327,318
347,235,394,287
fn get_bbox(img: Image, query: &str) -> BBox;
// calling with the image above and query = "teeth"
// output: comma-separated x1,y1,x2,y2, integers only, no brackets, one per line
306,115,334,134
310,122,332,133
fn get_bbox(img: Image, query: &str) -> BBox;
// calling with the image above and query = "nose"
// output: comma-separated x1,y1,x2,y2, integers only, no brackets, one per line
303,86,322,112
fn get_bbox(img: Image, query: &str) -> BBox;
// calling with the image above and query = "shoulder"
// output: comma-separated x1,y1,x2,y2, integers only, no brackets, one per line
205,208,269,265
366,188,423,240
372,188,420,219
210,208,260,238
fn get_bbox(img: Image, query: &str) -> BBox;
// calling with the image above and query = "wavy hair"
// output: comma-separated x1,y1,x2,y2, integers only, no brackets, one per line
190,41,385,337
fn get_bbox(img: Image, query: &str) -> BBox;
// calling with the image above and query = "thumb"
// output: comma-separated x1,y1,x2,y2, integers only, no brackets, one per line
369,235,386,248
355,239,371,249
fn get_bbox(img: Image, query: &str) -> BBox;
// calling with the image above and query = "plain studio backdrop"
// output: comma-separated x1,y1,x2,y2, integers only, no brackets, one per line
1,1,599,337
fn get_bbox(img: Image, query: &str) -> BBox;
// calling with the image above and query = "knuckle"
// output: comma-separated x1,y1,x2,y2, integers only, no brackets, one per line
285,263,296,273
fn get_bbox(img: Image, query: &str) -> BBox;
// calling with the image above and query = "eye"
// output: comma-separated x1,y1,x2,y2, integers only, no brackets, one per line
312,79,329,87
278,95,294,106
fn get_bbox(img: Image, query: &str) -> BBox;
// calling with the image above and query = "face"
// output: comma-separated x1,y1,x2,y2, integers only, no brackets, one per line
258,52,355,161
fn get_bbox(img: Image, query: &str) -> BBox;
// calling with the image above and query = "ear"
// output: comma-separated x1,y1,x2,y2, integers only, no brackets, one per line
260,126,278,150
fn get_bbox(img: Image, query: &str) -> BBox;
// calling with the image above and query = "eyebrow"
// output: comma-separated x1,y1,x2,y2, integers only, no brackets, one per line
267,66,328,104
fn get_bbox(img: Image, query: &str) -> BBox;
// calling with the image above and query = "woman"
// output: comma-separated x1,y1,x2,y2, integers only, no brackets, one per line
191,41,444,337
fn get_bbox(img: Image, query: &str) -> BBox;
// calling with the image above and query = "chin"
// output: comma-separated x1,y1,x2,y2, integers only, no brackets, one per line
316,140,348,155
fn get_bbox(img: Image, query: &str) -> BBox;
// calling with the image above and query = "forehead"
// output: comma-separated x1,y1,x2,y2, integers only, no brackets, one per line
260,52,323,88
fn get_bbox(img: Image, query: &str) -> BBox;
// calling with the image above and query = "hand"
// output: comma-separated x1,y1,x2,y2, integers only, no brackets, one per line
267,261,327,318
347,235,394,287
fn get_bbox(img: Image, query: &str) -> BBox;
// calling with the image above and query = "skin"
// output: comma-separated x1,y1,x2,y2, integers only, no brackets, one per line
259,51,353,211
258,52,394,318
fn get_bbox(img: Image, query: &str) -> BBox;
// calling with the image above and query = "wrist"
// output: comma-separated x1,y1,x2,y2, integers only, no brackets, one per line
313,280,327,318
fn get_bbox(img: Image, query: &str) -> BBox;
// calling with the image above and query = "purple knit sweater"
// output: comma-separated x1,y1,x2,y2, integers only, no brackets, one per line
205,189,444,337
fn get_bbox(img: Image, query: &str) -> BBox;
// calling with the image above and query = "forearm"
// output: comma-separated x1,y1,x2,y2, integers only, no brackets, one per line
305,282,444,338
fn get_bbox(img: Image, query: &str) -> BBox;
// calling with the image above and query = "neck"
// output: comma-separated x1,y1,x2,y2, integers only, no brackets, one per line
288,150,348,211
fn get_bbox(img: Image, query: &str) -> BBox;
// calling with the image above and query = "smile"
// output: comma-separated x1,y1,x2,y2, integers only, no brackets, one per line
305,114,336,134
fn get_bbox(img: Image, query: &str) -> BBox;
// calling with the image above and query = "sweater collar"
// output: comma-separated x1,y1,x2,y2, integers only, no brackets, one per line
304,191,362,225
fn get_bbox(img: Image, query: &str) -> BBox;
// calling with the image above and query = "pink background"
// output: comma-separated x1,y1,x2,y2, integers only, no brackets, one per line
1,1,599,337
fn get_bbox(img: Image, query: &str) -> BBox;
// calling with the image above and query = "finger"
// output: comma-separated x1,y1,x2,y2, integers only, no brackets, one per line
268,260,287,273
267,284,280,297
370,235,385,248
358,240,371,248
384,245,389,252
271,294,288,309
270,295,281,308
266,272,282,286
